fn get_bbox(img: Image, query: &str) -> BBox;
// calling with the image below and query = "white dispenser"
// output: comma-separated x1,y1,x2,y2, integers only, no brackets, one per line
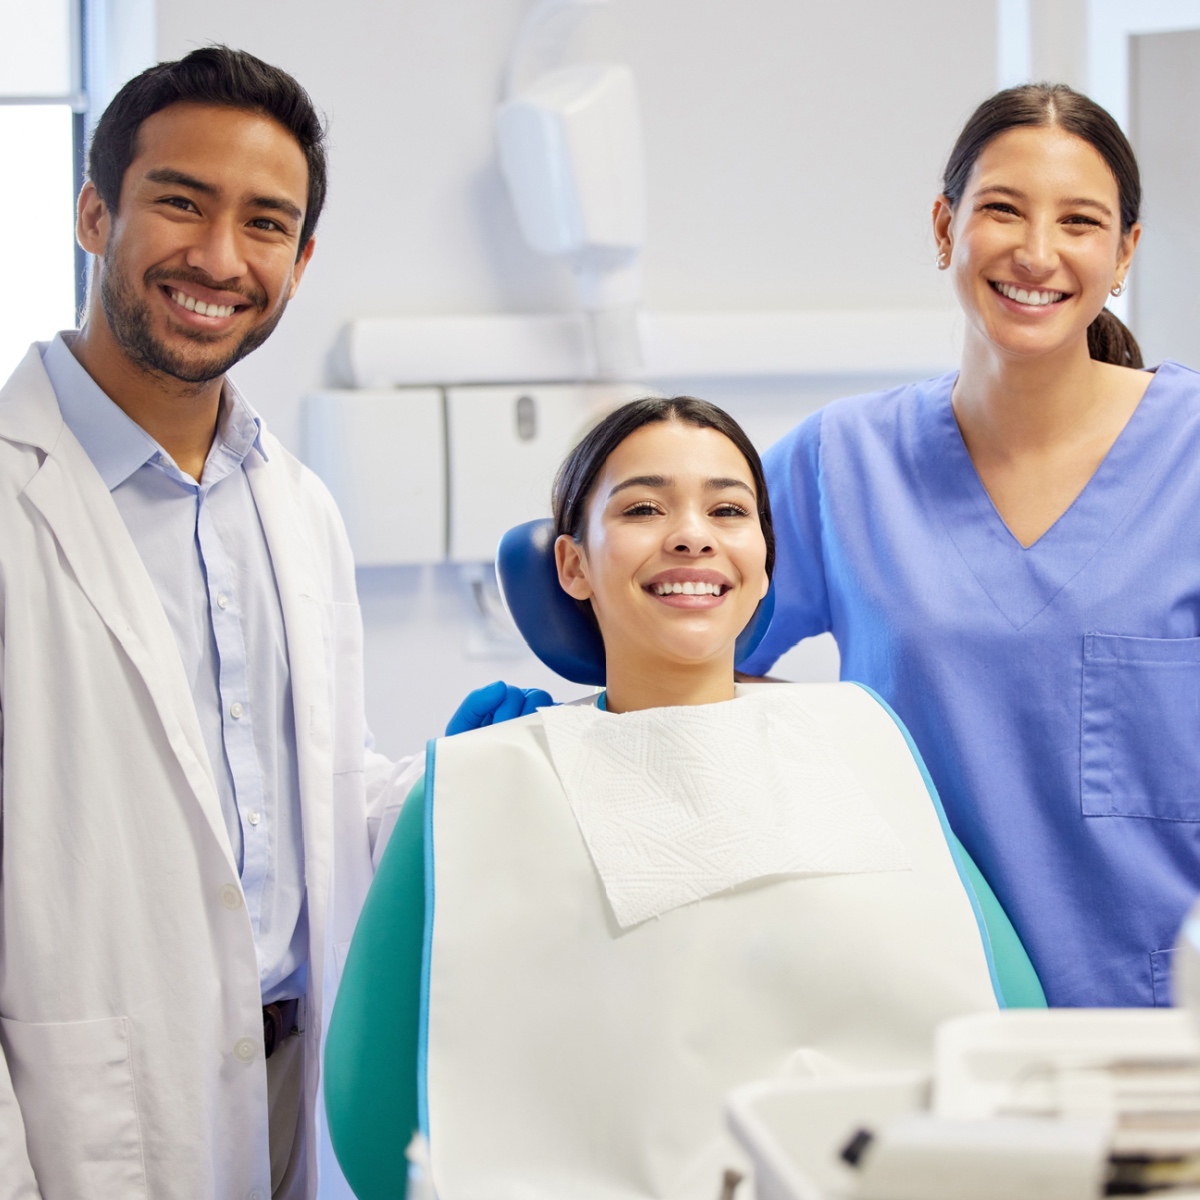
495,0,646,377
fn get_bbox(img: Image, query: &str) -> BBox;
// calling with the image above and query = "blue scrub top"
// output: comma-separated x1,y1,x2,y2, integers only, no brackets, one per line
742,362,1200,1007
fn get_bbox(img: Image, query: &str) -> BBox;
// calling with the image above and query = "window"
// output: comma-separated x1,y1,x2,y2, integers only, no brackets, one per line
0,0,83,378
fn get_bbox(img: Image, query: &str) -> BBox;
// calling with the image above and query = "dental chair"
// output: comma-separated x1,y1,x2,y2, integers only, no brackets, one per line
322,521,1041,1200
322,520,774,1198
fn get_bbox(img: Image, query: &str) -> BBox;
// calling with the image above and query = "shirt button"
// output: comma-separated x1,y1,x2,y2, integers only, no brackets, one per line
220,884,242,910
216,593,229,610
247,810,261,827
233,1037,258,1063
248,1190,265,1200
230,702,244,719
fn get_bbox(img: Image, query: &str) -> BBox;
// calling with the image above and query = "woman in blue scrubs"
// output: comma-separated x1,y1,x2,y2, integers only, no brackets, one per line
740,83,1200,1008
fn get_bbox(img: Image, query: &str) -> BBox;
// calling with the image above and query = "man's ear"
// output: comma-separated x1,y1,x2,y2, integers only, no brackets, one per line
287,237,315,300
77,181,111,257
554,534,593,601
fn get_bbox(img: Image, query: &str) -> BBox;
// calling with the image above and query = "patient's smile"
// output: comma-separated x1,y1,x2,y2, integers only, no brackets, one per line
647,569,731,604
651,581,724,595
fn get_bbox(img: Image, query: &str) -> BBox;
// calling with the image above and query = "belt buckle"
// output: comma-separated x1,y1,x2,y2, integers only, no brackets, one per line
263,997,300,1059
263,1002,286,1060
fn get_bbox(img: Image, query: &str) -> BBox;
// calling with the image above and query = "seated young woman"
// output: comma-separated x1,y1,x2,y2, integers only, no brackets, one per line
325,396,1043,1200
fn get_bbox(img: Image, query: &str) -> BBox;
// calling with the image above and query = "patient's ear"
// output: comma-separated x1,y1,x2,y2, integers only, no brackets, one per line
555,534,593,600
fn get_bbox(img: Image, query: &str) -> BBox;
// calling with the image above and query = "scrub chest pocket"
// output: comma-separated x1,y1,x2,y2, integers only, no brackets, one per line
1081,634,1200,821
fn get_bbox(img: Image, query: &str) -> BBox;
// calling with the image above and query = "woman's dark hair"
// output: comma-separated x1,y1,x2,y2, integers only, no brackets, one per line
88,46,327,255
552,395,775,579
942,83,1142,368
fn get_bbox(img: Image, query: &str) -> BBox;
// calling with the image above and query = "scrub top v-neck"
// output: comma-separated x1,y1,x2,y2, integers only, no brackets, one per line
744,361,1200,1007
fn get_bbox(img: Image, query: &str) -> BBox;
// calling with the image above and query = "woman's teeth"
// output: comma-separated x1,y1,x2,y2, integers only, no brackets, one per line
993,282,1066,306
171,289,235,318
652,581,724,596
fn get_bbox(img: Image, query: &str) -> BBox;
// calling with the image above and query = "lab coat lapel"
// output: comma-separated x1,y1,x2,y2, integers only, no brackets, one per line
243,440,334,989
2,353,236,874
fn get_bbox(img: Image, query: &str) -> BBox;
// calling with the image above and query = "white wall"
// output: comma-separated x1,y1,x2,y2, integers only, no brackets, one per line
154,0,997,757
1130,28,1200,370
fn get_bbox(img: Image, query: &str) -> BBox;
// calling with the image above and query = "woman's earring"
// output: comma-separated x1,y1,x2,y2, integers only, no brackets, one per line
936,250,949,270
1110,279,1127,297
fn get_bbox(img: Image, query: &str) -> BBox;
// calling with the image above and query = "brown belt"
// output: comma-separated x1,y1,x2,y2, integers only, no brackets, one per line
263,998,301,1060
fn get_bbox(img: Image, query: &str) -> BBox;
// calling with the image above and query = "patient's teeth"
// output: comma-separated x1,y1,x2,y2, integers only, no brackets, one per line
651,580,727,596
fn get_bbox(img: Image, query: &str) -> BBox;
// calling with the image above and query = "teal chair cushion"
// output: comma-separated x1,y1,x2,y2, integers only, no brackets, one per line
324,776,427,1200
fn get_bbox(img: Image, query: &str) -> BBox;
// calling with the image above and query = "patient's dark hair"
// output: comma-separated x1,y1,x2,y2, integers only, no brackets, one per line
552,395,775,579
942,82,1142,368
88,45,327,255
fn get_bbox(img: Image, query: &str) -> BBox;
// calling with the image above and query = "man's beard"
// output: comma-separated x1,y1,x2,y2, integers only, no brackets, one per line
99,254,285,385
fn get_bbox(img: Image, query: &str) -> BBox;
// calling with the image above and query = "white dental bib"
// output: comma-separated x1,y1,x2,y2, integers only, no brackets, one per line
419,683,999,1200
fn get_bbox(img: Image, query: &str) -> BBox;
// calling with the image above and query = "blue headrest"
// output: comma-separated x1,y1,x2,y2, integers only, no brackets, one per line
496,518,776,686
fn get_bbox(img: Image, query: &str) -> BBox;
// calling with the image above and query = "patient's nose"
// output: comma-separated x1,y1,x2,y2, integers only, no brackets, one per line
668,509,714,554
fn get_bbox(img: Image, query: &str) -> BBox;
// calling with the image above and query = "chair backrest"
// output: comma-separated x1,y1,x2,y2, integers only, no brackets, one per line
496,518,776,685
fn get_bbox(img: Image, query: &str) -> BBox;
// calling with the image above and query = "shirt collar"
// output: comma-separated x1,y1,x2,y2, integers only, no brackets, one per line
42,331,268,491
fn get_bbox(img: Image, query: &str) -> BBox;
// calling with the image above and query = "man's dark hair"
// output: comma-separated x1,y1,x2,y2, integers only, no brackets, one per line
88,45,327,255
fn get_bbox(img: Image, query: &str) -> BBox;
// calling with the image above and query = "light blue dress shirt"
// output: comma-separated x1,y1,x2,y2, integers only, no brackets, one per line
744,362,1200,1008
43,332,307,1003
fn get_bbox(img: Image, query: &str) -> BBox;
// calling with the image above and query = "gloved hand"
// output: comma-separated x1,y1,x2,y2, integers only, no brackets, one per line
445,680,555,736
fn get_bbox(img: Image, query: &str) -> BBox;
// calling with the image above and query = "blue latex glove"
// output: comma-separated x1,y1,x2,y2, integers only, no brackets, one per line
445,680,555,736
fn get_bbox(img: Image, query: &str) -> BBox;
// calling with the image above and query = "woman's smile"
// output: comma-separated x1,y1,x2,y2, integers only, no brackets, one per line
988,280,1069,308
645,567,733,606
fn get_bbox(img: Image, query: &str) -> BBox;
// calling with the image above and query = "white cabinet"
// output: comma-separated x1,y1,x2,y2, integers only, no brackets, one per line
446,382,646,562
301,388,446,566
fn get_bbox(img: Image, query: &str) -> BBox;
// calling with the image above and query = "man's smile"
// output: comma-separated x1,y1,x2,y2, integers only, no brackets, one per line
164,287,238,319
146,269,267,336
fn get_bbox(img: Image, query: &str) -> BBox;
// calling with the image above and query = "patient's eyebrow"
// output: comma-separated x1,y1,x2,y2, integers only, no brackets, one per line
609,475,671,496
706,477,754,495
608,474,755,497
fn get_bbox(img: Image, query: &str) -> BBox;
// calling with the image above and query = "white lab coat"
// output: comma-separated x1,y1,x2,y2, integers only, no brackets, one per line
0,344,412,1199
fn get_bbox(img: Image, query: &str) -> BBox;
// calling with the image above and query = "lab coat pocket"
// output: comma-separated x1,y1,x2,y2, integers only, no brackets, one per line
1081,633,1200,820
0,1013,147,1196
320,599,367,776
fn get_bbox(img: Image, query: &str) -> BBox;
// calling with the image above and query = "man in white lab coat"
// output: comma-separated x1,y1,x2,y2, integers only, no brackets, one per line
0,47,417,1199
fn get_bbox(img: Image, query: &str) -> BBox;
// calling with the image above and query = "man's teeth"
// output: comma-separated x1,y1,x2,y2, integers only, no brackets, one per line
170,290,235,318
652,581,724,596
994,282,1066,306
